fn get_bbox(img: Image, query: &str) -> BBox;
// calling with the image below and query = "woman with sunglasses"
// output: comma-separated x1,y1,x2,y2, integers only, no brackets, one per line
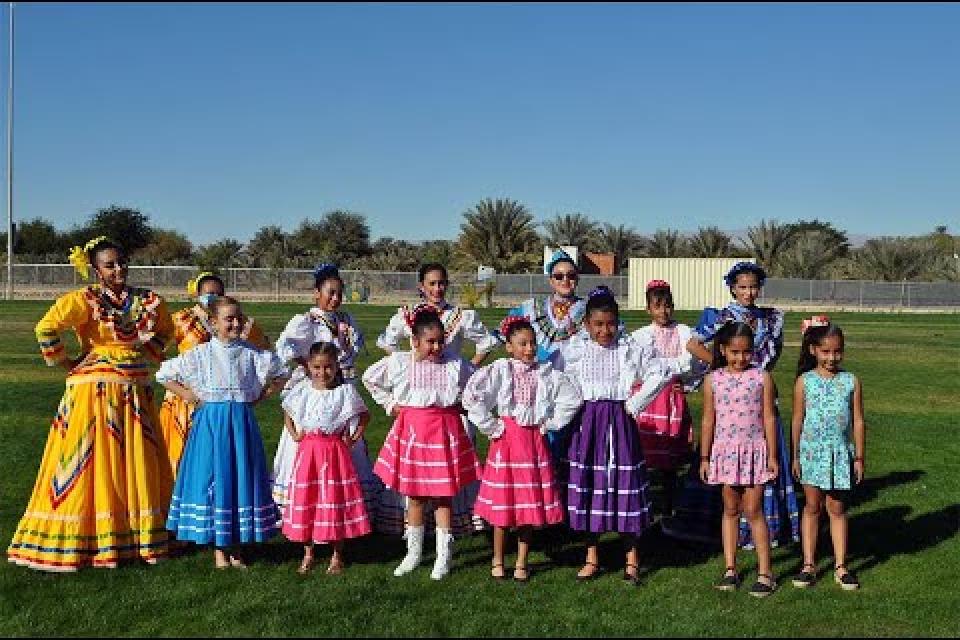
375,262,499,537
503,250,587,459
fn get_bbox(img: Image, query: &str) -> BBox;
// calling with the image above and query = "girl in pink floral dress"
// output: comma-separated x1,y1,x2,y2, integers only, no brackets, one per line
698,322,779,598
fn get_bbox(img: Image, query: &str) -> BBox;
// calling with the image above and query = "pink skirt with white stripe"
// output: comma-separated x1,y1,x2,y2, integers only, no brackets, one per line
282,433,372,544
635,380,692,470
373,406,480,498
474,417,564,528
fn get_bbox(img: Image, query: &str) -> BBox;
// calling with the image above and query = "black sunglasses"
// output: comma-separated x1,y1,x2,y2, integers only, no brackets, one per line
551,272,578,281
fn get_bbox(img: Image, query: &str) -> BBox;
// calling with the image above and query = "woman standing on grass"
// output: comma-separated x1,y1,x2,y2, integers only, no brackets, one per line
7,237,176,571
158,271,270,479
375,262,498,536
662,262,800,550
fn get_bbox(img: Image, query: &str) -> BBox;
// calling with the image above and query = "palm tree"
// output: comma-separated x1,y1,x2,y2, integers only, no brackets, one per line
542,213,601,251
457,198,541,272
645,229,688,258
687,226,733,258
777,220,850,279
596,223,644,271
738,219,797,274
246,225,301,268
851,237,934,281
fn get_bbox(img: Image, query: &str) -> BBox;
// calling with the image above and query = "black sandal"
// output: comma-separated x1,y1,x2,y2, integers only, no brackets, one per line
623,562,641,586
834,565,860,591
576,561,601,582
714,566,740,591
490,563,506,581
792,563,817,588
749,573,777,598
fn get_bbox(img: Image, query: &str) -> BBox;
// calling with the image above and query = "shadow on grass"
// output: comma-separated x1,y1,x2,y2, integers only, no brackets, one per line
846,503,959,574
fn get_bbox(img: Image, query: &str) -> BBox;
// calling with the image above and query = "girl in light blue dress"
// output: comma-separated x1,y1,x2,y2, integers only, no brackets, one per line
790,318,865,591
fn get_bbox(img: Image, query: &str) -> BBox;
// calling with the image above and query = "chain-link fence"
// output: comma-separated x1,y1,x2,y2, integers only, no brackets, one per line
1,264,958,309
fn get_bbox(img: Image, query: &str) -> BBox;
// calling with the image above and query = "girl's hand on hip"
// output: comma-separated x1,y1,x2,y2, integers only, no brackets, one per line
791,458,802,481
698,459,710,483
767,459,780,480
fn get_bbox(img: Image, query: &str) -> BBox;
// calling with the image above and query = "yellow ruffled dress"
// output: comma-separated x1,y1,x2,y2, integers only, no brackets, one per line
157,306,268,477
7,285,175,571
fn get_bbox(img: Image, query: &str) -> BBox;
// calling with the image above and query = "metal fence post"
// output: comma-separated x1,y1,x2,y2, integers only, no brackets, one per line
859,281,863,309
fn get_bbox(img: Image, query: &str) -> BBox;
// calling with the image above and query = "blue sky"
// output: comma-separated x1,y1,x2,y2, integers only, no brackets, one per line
3,2,958,245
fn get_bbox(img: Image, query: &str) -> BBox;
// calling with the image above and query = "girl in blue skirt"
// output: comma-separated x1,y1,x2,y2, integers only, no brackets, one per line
158,296,288,569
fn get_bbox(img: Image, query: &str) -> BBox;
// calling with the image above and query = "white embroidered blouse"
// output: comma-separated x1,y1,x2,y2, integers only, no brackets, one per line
461,358,583,439
156,338,288,403
375,302,498,358
562,334,692,415
275,308,364,382
630,322,704,390
281,380,369,436
361,351,475,416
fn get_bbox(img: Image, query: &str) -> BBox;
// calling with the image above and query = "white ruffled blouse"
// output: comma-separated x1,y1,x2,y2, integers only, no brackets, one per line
274,308,364,381
562,334,693,415
361,351,475,415
462,358,583,439
156,338,288,403
375,302,498,357
631,322,704,390
280,380,369,436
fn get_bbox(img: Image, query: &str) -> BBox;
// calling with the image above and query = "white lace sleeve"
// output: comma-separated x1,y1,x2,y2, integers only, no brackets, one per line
462,363,503,439
275,314,311,364
362,354,397,415
375,308,410,353
461,310,499,355
545,371,583,432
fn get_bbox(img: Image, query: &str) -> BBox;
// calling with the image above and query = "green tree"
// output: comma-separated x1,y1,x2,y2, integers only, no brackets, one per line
596,223,644,271
195,239,244,271
289,219,335,267
542,213,601,251
82,205,154,252
777,220,850,279
645,229,688,258
687,226,733,258
738,219,797,274
133,228,194,265
457,197,540,272
246,225,300,268
851,237,934,281
316,210,372,264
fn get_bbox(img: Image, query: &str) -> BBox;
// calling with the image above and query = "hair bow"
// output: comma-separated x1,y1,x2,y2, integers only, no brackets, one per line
723,261,767,287
186,271,217,297
588,285,613,299
67,235,110,281
646,279,670,291
403,303,435,329
498,315,529,338
313,262,339,280
800,315,831,335
544,249,576,276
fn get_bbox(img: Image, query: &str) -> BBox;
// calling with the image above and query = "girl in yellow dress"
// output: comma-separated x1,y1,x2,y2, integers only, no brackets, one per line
158,272,269,478
6,237,176,572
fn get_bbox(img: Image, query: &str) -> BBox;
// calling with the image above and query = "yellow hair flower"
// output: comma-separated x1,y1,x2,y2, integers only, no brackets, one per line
67,236,110,281
187,271,217,297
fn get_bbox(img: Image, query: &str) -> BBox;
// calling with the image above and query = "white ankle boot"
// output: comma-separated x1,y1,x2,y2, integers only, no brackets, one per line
430,528,455,580
394,525,424,577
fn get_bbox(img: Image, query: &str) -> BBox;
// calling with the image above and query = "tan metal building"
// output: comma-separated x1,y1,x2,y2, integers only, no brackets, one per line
627,257,756,310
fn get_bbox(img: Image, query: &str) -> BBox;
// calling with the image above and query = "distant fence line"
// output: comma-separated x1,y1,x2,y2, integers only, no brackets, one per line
1,264,959,309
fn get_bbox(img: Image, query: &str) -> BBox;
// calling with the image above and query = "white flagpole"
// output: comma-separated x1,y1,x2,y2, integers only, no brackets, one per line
5,3,12,300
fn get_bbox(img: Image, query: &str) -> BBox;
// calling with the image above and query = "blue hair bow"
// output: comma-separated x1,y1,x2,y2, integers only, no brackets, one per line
588,285,614,299
544,249,576,276
313,262,340,280
723,261,767,287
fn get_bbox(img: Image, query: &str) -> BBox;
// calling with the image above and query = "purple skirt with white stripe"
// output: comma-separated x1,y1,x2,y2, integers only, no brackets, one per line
566,400,652,535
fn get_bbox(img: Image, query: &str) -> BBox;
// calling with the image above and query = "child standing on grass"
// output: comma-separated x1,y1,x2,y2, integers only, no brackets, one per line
630,279,701,516
159,296,287,569
700,322,779,597
281,342,373,576
272,263,380,528
462,316,583,582
564,287,691,584
790,318,865,591
364,307,479,580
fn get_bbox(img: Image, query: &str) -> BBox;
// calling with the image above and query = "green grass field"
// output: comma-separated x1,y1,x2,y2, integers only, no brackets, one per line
0,300,957,637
